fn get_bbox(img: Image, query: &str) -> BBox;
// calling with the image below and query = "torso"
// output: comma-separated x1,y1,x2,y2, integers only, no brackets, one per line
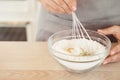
37,0,120,41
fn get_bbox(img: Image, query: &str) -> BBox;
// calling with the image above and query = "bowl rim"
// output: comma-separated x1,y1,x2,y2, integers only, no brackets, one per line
48,29,111,59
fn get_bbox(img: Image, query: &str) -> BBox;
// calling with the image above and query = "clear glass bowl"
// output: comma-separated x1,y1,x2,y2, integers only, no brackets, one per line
48,29,111,73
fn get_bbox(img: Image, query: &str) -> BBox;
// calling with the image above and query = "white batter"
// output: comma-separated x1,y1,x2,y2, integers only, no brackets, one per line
53,38,105,56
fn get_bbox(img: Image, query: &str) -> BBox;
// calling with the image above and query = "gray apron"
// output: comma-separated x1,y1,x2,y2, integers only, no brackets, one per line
36,0,120,41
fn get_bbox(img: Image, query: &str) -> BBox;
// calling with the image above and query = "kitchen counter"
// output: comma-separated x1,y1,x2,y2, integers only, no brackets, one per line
0,42,119,80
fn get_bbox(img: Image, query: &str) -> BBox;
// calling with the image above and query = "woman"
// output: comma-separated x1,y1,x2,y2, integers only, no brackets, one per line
37,0,120,64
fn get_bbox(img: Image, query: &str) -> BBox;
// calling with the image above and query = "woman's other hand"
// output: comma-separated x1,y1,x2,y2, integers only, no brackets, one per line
39,0,77,14
98,26,120,64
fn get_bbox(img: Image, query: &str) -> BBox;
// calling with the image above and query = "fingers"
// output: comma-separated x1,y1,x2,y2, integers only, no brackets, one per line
98,26,120,64
41,0,77,14
53,0,71,14
110,44,120,55
98,25,120,40
103,44,120,64
53,0,77,14
103,52,120,64
43,0,65,14
98,25,120,35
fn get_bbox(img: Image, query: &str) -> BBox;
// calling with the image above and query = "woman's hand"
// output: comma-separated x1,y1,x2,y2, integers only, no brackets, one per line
98,26,120,64
39,0,77,14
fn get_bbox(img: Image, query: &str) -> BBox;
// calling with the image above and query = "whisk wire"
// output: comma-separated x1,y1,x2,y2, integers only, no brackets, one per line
72,12,92,40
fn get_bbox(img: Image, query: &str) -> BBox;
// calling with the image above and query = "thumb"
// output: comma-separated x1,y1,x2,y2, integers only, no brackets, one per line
98,26,116,35
65,0,77,11
110,44,120,56
71,0,77,11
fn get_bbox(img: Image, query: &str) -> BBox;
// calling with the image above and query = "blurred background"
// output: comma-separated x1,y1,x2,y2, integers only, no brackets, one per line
0,0,40,41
